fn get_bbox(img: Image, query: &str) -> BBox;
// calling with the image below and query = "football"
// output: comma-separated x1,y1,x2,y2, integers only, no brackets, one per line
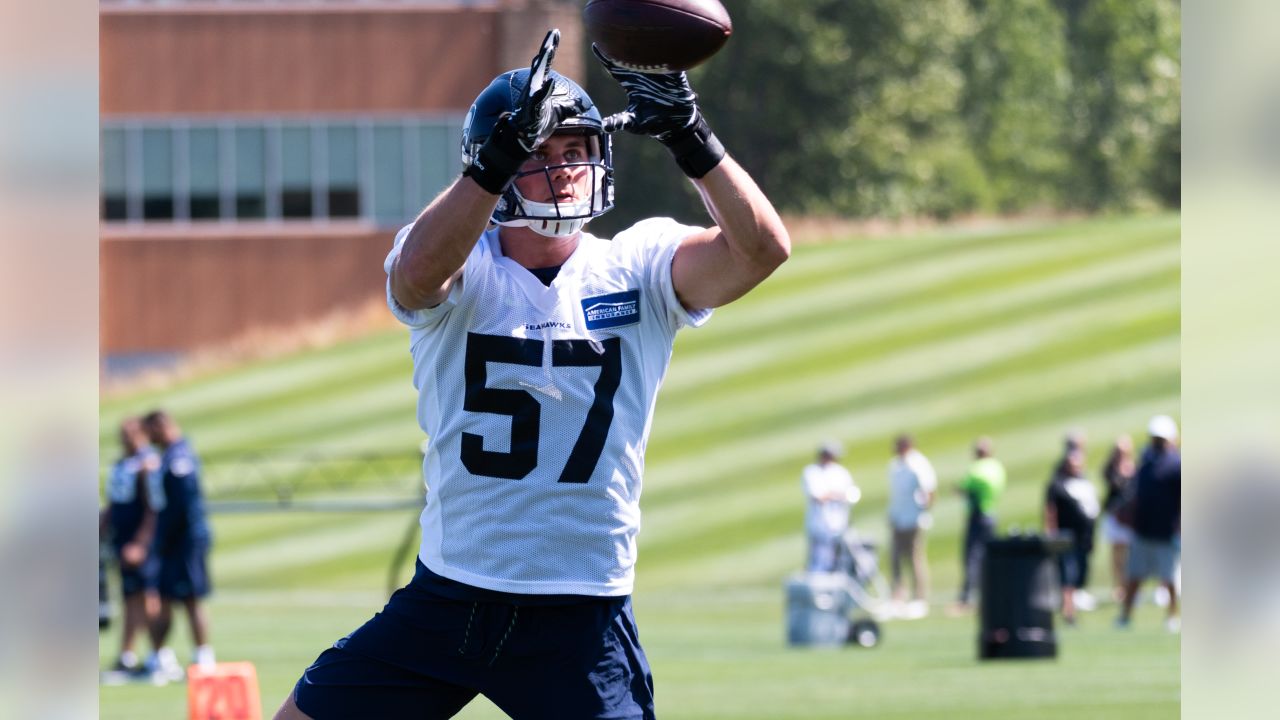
583,0,732,73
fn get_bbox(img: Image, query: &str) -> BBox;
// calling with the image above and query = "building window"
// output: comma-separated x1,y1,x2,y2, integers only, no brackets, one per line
373,123,405,225
102,128,128,221
327,124,360,218
188,127,221,220
142,128,174,220
235,127,267,219
281,125,313,218
101,115,462,227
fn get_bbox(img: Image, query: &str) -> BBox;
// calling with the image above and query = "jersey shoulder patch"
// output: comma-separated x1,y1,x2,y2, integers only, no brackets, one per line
582,289,641,330
170,456,196,478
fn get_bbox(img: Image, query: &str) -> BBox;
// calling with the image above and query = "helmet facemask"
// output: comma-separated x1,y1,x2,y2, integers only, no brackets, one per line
492,130,614,237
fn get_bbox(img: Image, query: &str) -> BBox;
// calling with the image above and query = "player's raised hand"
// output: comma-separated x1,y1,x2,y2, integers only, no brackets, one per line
508,29,588,152
464,29,589,195
591,43,698,141
592,43,724,178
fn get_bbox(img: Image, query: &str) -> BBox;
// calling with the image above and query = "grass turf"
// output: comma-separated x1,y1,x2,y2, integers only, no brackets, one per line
99,213,1180,718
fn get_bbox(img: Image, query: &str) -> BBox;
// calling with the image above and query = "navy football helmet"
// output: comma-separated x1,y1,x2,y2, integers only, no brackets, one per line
462,69,615,237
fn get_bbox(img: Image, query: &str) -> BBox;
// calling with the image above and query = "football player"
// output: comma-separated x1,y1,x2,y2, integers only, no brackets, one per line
142,409,215,680
275,28,789,720
100,417,161,675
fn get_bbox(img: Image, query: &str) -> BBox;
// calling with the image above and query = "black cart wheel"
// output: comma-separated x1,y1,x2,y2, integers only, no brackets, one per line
848,619,881,648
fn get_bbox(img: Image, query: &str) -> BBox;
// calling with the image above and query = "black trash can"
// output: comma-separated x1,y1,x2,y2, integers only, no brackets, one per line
978,534,1069,660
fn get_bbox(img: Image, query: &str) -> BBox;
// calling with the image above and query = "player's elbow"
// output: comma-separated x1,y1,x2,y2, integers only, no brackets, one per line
739,224,790,280
756,219,791,267
391,257,452,311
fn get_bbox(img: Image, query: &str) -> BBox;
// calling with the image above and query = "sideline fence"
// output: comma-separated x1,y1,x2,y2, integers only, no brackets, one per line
195,450,425,511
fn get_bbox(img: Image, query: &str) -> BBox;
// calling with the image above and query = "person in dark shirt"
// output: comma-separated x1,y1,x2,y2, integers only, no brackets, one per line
1045,447,1100,625
1117,415,1181,632
1099,435,1137,600
99,417,161,673
142,410,216,679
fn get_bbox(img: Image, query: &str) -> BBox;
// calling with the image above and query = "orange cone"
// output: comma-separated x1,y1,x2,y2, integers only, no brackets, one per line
187,661,262,720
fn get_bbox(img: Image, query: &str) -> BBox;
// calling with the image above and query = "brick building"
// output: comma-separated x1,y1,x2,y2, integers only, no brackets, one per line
100,0,584,375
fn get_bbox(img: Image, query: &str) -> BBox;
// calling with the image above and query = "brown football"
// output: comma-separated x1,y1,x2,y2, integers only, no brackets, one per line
584,0,732,73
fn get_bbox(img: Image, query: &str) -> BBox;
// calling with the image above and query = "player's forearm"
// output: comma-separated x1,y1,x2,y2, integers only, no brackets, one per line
670,157,790,309
134,509,157,547
391,178,500,310
694,157,790,280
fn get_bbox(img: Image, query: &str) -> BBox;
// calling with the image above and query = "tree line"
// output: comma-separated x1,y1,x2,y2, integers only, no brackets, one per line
583,0,1180,233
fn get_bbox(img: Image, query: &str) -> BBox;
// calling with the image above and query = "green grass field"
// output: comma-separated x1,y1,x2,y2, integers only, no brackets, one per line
99,214,1180,718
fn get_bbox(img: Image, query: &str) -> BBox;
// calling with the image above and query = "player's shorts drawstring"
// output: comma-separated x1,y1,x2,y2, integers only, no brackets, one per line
488,606,519,666
457,602,478,656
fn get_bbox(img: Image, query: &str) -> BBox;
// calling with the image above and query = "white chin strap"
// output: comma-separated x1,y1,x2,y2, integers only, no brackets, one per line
497,196,595,237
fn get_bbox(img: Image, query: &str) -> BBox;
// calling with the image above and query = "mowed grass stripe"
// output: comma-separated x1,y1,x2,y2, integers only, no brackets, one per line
665,245,1178,401
161,350,413,438
643,325,1176,514
642,339,1176,533
668,240,1176,392
643,342,1177,504
653,284,1177,453
674,219,1174,354
98,330,413,469
186,376,416,456
212,511,413,589
741,214,1175,309
99,330,406,430
656,305,1178,457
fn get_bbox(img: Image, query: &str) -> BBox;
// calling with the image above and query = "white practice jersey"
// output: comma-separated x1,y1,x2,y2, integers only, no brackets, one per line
802,462,857,539
385,218,710,596
887,449,937,530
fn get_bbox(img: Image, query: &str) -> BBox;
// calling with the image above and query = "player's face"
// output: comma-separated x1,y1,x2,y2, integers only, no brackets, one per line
515,134,595,204
120,423,144,453
143,417,165,446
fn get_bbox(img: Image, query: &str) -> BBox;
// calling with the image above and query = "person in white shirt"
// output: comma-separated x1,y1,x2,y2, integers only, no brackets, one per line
803,441,860,572
886,434,937,614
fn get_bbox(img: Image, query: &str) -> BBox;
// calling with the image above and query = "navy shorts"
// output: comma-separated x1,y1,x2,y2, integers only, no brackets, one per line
118,563,151,596
147,542,212,599
293,561,655,720
1057,543,1091,590
112,544,154,596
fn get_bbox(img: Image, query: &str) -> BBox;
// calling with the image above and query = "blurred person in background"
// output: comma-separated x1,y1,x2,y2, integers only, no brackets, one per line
803,441,860,572
1044,445,1100,625
99,417,161,675
886,433,936,617
1099,434,1137,601
952,437,1006,612
142,410,215,679
1116,415,1181,632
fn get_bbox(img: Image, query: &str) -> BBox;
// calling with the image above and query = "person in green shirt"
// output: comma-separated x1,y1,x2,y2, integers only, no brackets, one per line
954,437,1007,608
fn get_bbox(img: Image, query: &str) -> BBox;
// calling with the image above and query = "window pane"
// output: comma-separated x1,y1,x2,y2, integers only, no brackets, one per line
419,123,454,206
102,128,127,220
188,127,220,220
141,128,174,220
373,124,404,223
327,125,359,218
281,126,312,218
235,127,266,219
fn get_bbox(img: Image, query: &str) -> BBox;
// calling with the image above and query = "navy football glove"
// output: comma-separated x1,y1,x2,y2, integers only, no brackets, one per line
592,44,725,179
465,29,587,194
